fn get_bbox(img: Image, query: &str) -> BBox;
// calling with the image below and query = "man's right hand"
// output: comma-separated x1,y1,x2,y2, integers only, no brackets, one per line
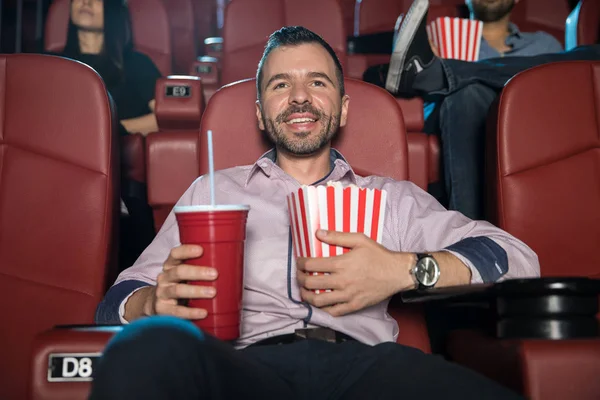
124,245,218,322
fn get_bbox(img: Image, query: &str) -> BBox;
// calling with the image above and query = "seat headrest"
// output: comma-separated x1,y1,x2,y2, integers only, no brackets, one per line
155,76,204,131
221,0,346,84
199,78,408,181
45,0,171,75
495,61,600,176
44,0,69,53
128,0,172,75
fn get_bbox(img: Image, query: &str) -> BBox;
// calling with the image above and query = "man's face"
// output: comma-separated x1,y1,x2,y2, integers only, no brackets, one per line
466,0,516,23
256,43,349,156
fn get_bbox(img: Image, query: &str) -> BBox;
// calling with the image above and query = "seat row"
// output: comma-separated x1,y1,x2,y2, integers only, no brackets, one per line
42,0,599,85
121,75,440,231
0,54,599,400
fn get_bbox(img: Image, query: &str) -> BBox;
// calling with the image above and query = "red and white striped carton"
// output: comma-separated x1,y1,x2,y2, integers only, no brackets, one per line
426,17,483,61
287,184,388,294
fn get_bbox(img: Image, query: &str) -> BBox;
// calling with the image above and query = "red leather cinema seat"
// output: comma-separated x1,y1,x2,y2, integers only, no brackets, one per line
195,0,346,98
44,0,172,75
225,0,345,81
147,76,204,231
447,61,600,400
192,0,218,55
0,54,118,400
487,61,600,278
197,78,430,352
510,0,571,45
128,0,173,75
163,0,198,74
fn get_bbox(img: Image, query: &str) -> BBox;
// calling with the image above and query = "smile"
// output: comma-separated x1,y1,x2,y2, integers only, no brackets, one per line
286,118,316,124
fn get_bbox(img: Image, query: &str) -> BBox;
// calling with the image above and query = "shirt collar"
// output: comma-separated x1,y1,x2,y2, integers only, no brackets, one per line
244,148,358,186
507,22,522,39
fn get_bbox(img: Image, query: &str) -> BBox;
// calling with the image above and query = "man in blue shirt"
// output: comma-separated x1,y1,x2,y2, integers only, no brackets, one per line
371,0,598,221
366,0,566,220
466,0,563,59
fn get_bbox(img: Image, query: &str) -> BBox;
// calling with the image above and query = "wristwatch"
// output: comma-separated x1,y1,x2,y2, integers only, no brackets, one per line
411,253,441,289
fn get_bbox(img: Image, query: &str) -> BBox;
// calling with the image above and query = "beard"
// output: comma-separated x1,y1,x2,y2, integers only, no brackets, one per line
261,103,341,156
469,0,515,23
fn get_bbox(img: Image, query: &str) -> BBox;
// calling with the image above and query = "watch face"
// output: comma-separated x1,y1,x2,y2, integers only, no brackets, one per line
416,257,440,287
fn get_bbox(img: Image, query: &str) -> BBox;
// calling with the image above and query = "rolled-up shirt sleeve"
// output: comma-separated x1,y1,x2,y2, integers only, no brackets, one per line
390,181,540,283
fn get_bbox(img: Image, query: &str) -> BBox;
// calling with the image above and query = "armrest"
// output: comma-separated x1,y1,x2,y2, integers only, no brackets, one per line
400,277,600,339
121,133,146,185
203,36,223,59
438,279,600,398
447,330,600,400
146,131,199,231
190,56,220,86
155,76,204,131
30,325,121,400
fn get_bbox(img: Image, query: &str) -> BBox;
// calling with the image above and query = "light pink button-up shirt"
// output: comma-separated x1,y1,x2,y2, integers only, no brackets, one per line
101,150,540,347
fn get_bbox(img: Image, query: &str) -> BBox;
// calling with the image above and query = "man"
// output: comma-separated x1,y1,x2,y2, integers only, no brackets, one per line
376,0,599,221
367,0,563,220
91,26,539,400
465,0,562,59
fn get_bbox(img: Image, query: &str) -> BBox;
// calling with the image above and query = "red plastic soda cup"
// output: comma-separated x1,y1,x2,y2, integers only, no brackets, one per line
174,205,250,341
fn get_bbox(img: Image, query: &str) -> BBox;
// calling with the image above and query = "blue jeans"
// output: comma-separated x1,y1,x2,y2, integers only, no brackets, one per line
430,84,497,219
436,45,600,96
427,45,600,219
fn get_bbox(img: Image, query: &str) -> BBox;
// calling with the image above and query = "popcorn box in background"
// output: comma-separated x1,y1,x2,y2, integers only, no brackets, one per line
426,17,483,61
287,184,388,294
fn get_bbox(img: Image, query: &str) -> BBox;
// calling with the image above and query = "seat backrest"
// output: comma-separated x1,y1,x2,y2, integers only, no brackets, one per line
198,78,432,351
200,78,408,179
44,0,71,53
163,0,198,74
0,54,117,400
353,0,465,36
487,61,600,278
44,0,172,75
128,0,173,75
510,0,571,44
221,0,347,85
192,0,218,54
339,0,358,37
566,0,600,50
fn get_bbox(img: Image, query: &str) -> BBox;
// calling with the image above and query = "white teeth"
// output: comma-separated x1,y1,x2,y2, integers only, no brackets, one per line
286,118,316,124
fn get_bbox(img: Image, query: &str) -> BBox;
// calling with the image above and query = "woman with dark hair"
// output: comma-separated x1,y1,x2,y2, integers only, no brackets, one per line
58,0,161,269
62,0,161,136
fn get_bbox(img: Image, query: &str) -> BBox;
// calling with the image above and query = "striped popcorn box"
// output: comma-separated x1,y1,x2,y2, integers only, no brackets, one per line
426,17,483,61
286,184,388,294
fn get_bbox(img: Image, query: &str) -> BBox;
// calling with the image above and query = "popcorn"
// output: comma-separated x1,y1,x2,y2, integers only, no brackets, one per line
287,184,388,294
426,17,483,61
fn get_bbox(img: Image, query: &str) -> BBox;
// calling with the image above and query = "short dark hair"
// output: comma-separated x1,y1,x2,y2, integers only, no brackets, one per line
256,26,345,100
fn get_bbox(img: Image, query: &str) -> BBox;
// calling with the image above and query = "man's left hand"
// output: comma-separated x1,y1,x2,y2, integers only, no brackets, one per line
296,230,416,317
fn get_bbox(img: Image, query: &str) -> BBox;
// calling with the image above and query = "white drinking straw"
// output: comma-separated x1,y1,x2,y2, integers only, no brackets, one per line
207,129,216,206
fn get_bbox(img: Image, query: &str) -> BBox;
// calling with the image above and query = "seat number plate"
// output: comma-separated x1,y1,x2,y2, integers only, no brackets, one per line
47,353,102,382
166,85,191,98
